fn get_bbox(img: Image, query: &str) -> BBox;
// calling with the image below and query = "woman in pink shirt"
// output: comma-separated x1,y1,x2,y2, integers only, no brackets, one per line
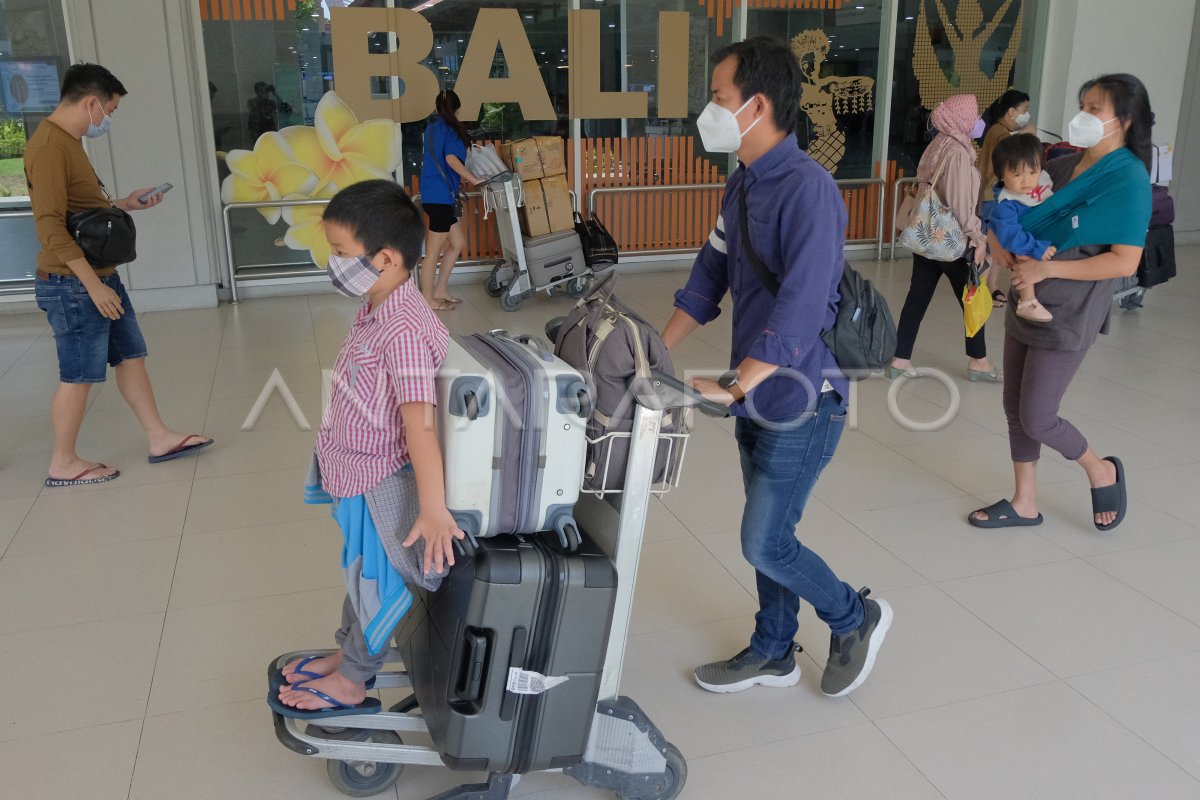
890,94,1002,383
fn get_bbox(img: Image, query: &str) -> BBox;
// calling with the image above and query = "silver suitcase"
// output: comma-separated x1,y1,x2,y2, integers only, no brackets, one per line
523,229,587,289
436,331,591,548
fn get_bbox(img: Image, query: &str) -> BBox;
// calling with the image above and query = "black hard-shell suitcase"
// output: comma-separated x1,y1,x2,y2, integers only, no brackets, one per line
397,532,617,774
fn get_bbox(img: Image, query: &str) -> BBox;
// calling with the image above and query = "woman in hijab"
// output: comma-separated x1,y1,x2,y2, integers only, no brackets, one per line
890,94,1001,383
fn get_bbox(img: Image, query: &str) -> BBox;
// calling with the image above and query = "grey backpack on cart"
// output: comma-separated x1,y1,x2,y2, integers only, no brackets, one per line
397,531,617,774
552,272,686,492
437,330,591,549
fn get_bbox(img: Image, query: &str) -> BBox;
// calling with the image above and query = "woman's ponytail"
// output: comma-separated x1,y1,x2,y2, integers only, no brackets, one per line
435,89,471,147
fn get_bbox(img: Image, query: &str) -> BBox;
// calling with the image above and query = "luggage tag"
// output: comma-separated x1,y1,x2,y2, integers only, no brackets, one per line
507,667,570,695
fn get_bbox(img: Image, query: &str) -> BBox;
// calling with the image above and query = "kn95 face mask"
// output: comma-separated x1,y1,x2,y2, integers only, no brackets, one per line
696,96,761,153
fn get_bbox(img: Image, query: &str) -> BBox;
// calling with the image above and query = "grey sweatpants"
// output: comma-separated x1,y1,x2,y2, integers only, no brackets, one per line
1002,331,1090,462
334,595,388,683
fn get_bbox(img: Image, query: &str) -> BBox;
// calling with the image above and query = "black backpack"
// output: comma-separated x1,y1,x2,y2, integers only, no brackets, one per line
738,185,896,378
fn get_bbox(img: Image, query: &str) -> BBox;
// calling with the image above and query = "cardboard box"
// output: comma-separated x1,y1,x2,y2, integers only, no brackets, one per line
505,138,543,181
518,178,551,238
534,136,566,177
540,174,575,233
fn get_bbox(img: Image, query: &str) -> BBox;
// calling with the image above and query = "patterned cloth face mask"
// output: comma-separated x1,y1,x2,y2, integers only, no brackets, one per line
327,253,380,298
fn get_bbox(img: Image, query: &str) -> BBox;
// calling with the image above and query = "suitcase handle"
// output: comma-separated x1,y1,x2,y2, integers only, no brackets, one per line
450,628,490,707
512,333,555,363
486,329,556,362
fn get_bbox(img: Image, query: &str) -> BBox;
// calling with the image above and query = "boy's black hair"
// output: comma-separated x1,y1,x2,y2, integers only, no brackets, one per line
710,37,801,134
60,63,127,104
991,133,1044,183
323,180,425,271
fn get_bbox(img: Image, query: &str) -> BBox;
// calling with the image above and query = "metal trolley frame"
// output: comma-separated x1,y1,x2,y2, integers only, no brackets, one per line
268,373,725,800
480,176,594,312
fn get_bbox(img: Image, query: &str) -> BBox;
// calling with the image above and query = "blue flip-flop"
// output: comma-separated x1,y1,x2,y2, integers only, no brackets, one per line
273,656,376,690
148,435,213,464
1091,456,1127,532
283,655,325,683
267,667,381,720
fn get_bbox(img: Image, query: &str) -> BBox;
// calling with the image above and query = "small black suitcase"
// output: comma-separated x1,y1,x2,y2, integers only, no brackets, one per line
398,532,617,774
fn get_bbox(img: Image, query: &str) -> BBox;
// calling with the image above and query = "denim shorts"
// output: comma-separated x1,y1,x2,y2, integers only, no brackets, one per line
34,272,148,383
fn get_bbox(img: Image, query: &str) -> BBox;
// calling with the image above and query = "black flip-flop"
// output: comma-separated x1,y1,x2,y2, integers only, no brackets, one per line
44,463,120,488
968,498,1043,528
1091,456,1127,532
148,435,214,464
992,289,1008,308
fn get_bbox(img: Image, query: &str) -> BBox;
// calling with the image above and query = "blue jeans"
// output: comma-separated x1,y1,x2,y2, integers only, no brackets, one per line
735,392,862,659
34,272,148,383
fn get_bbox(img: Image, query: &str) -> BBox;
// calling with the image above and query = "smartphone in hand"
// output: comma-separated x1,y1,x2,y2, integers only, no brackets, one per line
138,183,174,204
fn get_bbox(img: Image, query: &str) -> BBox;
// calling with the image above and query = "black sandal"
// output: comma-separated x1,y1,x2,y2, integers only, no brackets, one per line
968,499,1043,528
991,289,1008,308
1091,456,1127,532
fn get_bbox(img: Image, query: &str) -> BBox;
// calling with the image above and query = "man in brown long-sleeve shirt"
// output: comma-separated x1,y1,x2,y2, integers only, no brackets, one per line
27,63,213,487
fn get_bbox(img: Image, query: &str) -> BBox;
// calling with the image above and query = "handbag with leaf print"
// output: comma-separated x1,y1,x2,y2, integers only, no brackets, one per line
898,155,967,262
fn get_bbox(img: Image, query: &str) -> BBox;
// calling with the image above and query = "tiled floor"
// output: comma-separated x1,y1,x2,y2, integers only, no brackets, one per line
2,248,1199,799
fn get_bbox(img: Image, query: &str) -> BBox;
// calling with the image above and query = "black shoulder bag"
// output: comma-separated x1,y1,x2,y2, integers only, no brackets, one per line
737,184,896,376
28,165,137,269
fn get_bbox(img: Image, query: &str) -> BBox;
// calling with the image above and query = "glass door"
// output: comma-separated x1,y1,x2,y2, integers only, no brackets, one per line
0,0,71,287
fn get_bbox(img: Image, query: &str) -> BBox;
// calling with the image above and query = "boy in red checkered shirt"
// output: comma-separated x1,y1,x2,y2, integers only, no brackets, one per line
274,180,463,716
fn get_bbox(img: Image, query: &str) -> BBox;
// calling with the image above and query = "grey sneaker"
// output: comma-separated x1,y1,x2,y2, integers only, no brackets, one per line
821,588,893,697
694,645,801,693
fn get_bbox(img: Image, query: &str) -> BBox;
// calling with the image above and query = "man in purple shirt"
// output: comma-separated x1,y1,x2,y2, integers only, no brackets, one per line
661,37,892,698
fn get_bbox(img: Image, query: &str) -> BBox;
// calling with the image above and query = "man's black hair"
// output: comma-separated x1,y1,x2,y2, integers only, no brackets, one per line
323,180,425,271
60,63,127,104
710,37,801,134
991,133,1044,183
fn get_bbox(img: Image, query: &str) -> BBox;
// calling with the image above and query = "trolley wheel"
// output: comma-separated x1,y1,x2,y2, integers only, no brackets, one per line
485,274,505,298
325,730,405,797
617,743,687,800
500,290,525,312
565,276,591,298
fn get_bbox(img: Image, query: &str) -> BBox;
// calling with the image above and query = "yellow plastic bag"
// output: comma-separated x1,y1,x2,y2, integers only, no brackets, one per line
963,278,993,338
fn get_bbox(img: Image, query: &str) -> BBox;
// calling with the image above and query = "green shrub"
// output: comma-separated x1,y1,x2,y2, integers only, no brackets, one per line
0,120,27,159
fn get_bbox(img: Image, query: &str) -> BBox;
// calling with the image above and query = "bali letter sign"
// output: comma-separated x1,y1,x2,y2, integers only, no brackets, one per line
330,7,690,124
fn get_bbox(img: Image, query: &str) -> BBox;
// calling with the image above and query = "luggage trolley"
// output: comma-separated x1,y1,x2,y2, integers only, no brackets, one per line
481,175,594,311
267,370,727,799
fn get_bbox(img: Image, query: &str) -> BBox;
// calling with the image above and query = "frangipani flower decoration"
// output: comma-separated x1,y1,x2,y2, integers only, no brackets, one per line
220,132,318,224
280,92,402,195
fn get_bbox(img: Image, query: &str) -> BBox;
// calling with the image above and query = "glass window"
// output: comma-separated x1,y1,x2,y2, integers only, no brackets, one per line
201,0,338,273
395,0,570,193
746,1,884,180
577,0,732,254
889,0,1042,176
0,0,71,285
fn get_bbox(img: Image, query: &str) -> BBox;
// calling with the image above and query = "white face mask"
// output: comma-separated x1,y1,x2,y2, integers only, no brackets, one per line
1014,111,1031,128
696,96,761,153
1068,111,1119,149
970,118,986,139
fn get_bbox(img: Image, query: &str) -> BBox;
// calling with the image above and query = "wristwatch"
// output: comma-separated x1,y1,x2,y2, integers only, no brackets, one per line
717,370,746,402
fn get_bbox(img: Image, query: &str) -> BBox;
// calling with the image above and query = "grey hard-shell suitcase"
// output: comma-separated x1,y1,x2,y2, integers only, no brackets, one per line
523,229,587,289
397,532,617,774
437,331,592,548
